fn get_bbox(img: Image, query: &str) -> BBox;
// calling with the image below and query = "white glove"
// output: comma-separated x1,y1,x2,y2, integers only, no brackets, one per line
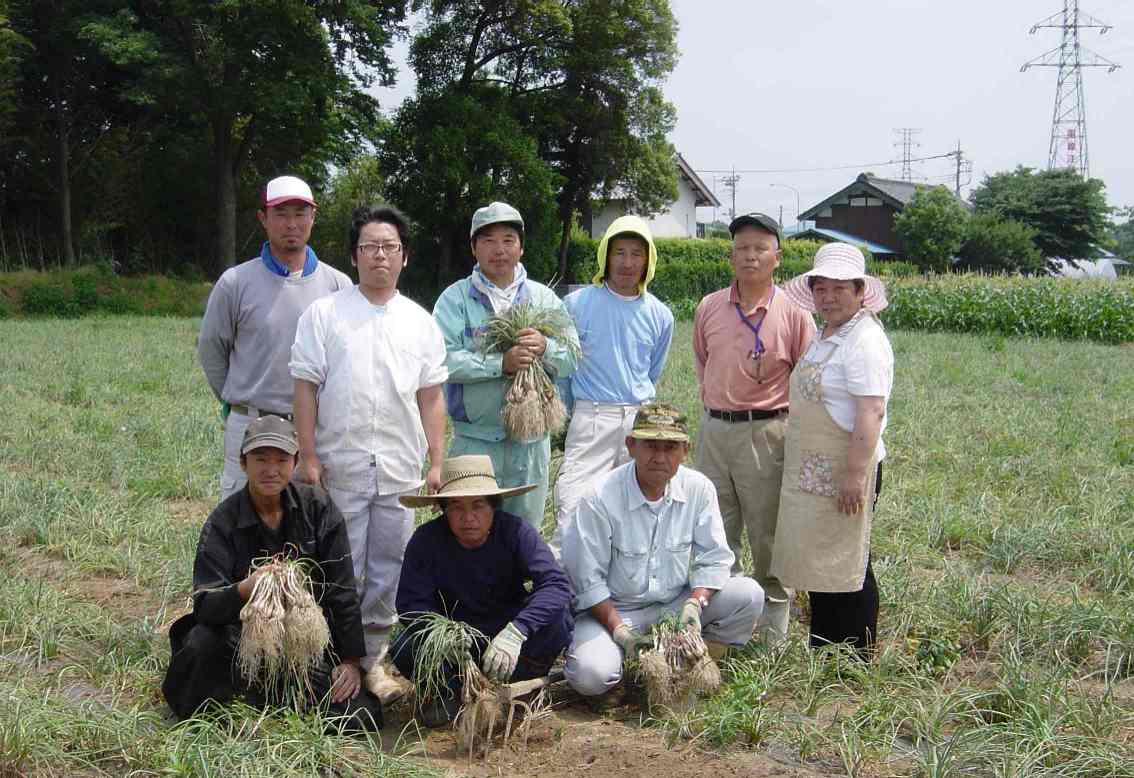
482,621,526,682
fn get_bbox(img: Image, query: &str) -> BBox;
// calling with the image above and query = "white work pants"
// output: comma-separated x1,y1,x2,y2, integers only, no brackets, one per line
551,402,639,554
327,481,416,671
564,577,763,697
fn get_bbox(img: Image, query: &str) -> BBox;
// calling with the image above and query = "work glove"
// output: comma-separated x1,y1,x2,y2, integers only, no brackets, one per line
612,623,653,658
482,622,526,682
681,597,703,635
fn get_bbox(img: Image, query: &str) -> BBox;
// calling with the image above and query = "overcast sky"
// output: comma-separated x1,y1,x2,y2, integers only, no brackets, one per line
374,0,1133,226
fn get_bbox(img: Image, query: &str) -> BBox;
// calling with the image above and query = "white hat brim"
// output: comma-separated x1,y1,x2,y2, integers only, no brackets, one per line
782,270,889,314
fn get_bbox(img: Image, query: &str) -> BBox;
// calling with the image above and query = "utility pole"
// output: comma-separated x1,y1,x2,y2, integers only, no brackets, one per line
1021,1,1120,177
721,166,740,222
893,128,922,182
949,140,972,197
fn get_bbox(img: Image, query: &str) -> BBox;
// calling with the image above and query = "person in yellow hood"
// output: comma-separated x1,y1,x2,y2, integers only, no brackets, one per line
550,216,675,554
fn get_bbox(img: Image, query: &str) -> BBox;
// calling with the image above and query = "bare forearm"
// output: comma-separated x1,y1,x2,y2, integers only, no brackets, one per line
416,385,447,465
846,397,884,477
588,599,624,635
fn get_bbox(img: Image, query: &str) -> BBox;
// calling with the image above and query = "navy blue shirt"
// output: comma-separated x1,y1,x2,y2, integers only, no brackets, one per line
396,511,573,641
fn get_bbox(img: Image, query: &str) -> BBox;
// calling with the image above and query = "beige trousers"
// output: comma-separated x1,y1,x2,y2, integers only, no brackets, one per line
695,412,790,602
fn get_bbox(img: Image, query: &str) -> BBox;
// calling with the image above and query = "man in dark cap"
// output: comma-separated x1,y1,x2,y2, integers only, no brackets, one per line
161,416,382,730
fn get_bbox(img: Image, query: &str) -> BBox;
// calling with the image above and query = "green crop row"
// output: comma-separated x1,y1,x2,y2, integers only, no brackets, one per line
881,274,1134,343
661,274,1134,344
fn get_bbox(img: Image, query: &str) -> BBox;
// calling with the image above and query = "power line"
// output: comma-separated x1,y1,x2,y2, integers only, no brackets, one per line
695,151,957,175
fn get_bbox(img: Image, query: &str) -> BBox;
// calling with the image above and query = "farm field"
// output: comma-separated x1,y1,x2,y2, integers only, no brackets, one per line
1,316,1132,777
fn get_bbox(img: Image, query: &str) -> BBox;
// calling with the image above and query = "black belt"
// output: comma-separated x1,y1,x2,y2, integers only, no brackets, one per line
230,404,294,422
708,407,785,422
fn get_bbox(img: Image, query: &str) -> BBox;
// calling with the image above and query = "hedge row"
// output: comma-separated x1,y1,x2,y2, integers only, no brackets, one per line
664,275,1134,344
0,266,212,318
575,238,916,303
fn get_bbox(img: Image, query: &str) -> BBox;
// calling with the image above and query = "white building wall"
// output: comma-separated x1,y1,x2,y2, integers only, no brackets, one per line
590,178,699,239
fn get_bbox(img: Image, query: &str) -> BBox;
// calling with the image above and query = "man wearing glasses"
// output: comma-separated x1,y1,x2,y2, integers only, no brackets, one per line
198,175,352,500
290,204,448,703
692,213,814,646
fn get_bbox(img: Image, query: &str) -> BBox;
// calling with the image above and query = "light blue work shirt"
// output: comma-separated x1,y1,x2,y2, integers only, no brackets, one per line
562,462,734,612
561,285,674,408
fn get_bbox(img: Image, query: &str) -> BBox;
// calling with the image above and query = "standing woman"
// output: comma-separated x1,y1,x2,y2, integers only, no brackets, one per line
771,243,893,658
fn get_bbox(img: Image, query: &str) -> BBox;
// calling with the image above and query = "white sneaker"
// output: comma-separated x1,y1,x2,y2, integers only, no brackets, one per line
755,598,790,647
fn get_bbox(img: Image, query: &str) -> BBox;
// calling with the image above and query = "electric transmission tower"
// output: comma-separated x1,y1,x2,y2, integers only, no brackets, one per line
1021,1,1120,178
893,128,922,182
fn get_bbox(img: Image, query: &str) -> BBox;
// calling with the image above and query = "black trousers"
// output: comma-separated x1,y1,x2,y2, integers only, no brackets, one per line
807,462,882,659
161,615,383,731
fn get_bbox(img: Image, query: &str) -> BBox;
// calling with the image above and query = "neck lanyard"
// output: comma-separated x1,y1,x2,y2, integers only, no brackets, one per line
734,286,775,361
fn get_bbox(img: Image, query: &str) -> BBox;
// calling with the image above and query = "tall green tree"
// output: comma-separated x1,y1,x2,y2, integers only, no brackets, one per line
969,167,1111,260
956,213,1044,275
381,0,681,285
893,186,969,273
7,0,132,266
84,0,407,276
1109,206,1134,261
531,0,680,278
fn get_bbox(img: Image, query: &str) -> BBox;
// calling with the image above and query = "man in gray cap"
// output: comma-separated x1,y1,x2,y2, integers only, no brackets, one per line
692,213,815,645
161,415,383,730
198,175,352,500
432,201,578,529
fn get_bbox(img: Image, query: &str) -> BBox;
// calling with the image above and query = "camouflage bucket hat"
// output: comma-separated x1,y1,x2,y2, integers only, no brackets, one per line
629,402,689,443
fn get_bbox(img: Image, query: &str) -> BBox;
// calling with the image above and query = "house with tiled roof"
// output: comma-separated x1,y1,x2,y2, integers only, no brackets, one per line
796,172,967,260
589,153,721,239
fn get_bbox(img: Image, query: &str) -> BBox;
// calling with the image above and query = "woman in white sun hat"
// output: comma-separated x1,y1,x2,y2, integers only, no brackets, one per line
770,242,893,660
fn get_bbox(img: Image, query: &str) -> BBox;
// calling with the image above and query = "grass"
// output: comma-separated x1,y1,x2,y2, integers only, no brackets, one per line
1,315,1132,776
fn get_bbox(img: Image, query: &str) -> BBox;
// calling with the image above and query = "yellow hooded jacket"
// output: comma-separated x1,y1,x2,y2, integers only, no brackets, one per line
591,215,658,295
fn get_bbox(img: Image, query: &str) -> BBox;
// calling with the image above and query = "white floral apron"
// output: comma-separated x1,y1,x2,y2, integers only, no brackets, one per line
770,313,878,593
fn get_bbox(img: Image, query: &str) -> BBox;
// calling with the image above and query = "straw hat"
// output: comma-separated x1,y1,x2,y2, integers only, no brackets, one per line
782,242,888,313
399,455,536,508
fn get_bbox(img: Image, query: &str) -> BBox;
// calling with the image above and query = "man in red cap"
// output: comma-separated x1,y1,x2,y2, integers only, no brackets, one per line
198,175,352,500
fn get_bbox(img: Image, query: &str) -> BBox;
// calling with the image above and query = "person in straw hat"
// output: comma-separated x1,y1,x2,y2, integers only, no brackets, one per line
561,402,763,698
770,242,893,660
391,455,574,727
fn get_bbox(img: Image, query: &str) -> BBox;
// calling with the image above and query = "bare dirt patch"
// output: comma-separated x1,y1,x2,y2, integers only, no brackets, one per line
11,546,168,624
377,686,832,778
165,497,213,526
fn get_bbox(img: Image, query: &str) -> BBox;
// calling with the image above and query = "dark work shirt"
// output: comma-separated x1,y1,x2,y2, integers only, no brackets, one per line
396,511,573,641
191,482,365,661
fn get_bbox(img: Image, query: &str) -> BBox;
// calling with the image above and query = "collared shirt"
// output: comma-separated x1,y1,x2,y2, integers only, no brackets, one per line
191,482,365,660
290,287,448,494
562,284,674,406
396,511,574,641
693,283,815,412
804,310,894,460
562,462,734,611
433,275,578,443
259,241,318,277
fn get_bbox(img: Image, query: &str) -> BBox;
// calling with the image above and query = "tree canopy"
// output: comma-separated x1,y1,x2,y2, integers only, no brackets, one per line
969,167,1111,261
893,186,969,273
